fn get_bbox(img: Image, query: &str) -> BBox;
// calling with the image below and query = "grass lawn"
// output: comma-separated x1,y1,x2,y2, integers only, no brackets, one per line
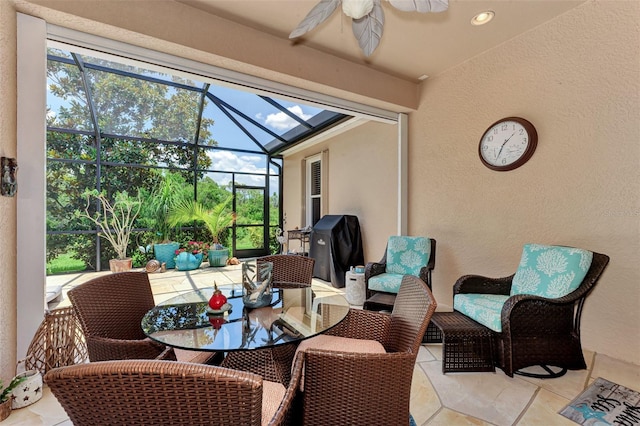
47,252,86,274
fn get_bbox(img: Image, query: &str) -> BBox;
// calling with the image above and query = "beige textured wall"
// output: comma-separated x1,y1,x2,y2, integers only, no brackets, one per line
0,0,18,382
283,121,398,262
412,1,639,363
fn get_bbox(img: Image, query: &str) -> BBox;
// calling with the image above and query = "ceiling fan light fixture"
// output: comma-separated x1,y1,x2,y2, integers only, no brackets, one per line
290,0,449,57
471,10,494,26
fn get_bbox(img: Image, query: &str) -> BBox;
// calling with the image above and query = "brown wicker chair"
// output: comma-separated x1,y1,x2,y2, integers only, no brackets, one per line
257,254,315,287
453,249,609,378
67,272,176,362
363,236,436,312
221,255,316,384
44,359,299,426
292,275,437,425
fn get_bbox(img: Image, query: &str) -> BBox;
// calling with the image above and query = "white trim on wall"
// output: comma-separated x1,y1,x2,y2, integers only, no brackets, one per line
17,13,47,360
398,113,408,235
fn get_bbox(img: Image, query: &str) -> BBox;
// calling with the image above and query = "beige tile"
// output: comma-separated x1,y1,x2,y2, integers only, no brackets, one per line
517,388,575,426
427,407,492,425
417,345,435,363
3,387,68,426
423,343,443,361
410,364,441,425
591,353,640,391
515,367,591,401
423,362,537,426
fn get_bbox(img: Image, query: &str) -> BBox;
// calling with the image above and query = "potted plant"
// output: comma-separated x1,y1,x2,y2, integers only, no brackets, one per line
0,375,26,421
174,241,209,271
142,173,190,269
167,194,235,267
78,189,142,272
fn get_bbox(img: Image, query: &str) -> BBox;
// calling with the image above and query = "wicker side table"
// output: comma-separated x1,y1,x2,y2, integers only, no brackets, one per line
430,311,495,373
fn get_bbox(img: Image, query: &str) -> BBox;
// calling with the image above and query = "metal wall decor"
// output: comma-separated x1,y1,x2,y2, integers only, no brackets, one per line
1,157,17,197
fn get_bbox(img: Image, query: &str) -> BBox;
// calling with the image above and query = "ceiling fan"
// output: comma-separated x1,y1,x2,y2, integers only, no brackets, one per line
289,0,449,57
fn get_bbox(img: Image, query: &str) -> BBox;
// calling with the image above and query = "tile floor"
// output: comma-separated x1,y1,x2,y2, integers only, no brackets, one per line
4,266,639,425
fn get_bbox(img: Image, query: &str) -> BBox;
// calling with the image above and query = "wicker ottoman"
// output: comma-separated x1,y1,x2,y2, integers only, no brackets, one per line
430,311,495,373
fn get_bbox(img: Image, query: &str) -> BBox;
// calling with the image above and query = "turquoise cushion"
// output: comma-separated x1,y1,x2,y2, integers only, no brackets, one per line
454,294,509,332
368,273,404,294
386,236,430,276
511,244,593,299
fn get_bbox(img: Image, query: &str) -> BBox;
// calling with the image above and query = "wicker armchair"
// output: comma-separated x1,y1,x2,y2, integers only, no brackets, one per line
221,255,315,384
453,247,609,377
45,359,299,426
364,236,436,311
293,275,437,425
67,272,175,362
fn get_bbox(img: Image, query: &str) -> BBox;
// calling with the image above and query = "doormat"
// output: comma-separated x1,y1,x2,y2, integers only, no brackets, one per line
559,377,640,425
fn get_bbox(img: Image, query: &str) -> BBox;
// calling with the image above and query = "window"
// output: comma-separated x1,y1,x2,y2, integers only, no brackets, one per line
306,154,322,226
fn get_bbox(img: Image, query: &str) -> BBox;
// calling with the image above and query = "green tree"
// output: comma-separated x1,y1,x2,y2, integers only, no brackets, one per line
46,48,218,271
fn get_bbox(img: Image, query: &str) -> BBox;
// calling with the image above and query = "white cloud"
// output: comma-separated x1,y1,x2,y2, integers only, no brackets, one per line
208,150,267,186
262,105,312,131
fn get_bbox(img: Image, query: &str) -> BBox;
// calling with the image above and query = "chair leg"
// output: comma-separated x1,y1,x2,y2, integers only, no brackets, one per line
514,364,567,379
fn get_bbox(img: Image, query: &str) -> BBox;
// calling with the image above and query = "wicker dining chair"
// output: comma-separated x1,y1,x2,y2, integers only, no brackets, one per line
45,359,300,426
292,275,437,425
257,254,315,287
221,255,316,384
67,272,176,362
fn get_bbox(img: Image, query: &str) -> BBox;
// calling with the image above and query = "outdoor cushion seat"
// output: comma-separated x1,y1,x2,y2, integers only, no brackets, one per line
294,334,386,390
452,243,609,378
364,236,436,311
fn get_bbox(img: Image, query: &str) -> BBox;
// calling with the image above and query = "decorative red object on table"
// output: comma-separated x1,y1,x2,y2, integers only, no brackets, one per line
208,282,227,310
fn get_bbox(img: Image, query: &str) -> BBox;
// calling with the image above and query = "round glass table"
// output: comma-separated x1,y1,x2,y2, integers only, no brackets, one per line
141,284,350,352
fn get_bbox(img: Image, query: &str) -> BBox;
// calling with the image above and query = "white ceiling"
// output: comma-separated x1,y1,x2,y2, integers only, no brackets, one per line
176,0,586,81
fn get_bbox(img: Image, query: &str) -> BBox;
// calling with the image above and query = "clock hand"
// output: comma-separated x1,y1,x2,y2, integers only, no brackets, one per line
496,132,515,161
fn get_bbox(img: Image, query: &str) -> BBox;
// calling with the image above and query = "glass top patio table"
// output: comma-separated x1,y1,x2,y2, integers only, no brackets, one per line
141,284,350,352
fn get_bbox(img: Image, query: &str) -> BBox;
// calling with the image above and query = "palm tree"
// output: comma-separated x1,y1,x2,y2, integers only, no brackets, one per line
167,194,235,248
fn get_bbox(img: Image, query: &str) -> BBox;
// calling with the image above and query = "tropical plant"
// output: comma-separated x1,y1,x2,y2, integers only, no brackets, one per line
167,194,235,248
77,190,142,260
1,376,26,403
140,172,191,243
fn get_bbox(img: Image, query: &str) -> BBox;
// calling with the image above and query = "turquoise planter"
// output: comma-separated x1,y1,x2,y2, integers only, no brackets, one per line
153,242,180,269
175,252,203,271
208,248,229,267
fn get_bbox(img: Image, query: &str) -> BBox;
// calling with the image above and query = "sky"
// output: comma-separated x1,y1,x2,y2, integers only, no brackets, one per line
46,47,327,191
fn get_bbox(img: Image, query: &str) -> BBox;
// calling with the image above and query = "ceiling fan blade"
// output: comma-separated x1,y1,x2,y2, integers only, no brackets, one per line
289,0,341,39
352,1,384,57
389,0,449,13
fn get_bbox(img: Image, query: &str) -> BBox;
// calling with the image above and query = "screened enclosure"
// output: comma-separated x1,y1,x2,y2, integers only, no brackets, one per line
46,44,350,273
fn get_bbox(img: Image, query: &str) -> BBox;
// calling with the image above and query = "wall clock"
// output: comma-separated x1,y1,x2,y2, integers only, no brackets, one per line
478,117,538,171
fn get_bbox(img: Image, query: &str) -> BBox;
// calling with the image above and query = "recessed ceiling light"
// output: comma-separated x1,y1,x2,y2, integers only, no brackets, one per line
418,74,429,81
471,10,495,26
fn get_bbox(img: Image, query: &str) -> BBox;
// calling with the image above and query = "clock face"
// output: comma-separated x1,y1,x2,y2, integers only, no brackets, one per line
478,117,537,171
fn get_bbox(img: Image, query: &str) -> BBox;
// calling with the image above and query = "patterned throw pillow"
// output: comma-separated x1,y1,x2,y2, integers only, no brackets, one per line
386,236,431,276
511,244,593,299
